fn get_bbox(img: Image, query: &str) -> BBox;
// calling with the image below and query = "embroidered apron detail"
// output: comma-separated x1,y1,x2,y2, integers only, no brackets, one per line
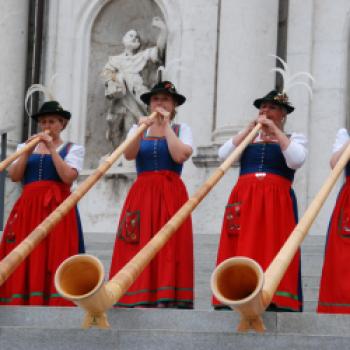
5,212,19,243
338,206,350,238
117,210,141,244
225,202,241,236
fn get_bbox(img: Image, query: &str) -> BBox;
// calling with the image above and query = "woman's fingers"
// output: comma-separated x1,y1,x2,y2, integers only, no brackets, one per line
138,116,154,127
155,107,171,124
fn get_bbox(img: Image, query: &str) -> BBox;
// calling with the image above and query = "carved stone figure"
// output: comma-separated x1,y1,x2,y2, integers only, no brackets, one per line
102,17,167,148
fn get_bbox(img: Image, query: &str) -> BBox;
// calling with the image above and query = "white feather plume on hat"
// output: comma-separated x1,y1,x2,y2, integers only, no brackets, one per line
24,75,57,117
270,54,314,98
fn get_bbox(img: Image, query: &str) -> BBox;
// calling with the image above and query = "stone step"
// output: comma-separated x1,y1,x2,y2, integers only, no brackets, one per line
1,307,350,350
0,306,349,334
2,327,350,350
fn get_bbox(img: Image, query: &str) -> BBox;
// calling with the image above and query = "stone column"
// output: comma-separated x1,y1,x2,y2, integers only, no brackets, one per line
0,0,29,142
213,0,279,143
0,1,29,221
285,0,314,229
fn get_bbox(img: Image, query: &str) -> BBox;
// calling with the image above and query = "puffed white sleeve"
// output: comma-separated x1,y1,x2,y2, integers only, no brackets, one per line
282,133,308,169
64,144,85,174
126,124,138,139
332,128,350,154
16,143,26,151
179,123,193,148
12,143,26,164
218,138,236,160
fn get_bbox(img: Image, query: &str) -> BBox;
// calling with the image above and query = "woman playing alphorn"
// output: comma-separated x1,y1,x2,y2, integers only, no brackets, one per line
318,128,350,313
109,81,194,308
0,99,85,305
213,90,307,312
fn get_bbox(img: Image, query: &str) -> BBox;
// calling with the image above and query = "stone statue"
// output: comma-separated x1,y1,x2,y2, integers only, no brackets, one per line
102,17,167,148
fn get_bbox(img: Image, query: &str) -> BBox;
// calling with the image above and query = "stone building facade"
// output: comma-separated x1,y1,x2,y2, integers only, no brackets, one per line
0,0,348,236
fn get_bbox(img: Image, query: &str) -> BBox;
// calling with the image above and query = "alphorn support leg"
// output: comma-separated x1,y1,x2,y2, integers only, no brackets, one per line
82,312,110,329
236,315,265,333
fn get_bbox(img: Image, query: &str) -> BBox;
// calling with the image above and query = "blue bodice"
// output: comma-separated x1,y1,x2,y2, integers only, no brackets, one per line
23,144,70,185
136,134,183,175
240,143,295,181
346,162,350,177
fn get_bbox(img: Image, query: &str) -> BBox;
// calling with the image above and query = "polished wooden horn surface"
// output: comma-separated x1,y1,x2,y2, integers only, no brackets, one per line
211,141,350,332
0,112,158,287
54,123,262,329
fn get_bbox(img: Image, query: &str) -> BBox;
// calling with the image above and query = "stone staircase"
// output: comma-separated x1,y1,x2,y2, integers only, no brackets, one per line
2,306,350,350
2,232,349,350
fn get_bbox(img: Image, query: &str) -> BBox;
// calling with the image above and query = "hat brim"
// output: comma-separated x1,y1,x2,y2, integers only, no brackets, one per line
31,110,71,121
253,98,294,114
140,88,186,106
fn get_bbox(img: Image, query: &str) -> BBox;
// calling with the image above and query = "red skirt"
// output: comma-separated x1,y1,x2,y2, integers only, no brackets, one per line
0,181,79,306
213,173,302,311
318,178,350,313
109,170,194,308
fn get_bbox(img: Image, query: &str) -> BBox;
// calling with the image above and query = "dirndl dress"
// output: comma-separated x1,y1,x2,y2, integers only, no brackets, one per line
109,128,194,308
213,143,303,311
318,163,350,313
0,143,84,306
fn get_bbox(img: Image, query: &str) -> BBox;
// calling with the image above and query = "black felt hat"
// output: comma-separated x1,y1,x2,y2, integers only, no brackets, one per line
253,90,294,114
31,101,71,121
140,81,186,106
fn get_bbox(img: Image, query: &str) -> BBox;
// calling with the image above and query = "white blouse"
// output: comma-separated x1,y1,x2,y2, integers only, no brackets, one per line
218,133,308,170
16,142,85,174
332,128,350,154
127,122,194,148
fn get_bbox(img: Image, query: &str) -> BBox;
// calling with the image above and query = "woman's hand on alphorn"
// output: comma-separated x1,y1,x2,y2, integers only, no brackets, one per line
257,114,279,142
24,132,52,154
38,131,55,152
257,114,290,150
232,119,257,146
155,106,171,126
138,116,155,128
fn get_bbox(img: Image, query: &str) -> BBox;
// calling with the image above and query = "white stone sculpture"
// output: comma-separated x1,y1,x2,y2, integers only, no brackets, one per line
102,17,167,147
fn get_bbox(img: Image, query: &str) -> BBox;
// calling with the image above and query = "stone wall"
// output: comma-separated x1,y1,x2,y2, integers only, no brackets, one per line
3,0,350,236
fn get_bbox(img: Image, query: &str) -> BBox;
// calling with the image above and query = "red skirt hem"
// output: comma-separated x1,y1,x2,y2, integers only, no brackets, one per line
317,304,350,314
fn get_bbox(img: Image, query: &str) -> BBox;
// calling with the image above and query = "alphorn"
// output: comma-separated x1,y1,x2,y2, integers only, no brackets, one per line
0,131,50,172
0,111,159,287
211,141,350,333
54,123,262,329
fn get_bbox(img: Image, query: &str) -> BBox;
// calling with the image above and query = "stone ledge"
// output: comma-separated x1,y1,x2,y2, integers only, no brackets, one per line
2,328,350,350
192,144,239,168
1,307,350,336
78,168,136,181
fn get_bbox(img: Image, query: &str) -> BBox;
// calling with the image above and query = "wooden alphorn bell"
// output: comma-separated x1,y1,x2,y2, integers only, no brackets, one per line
0,130,50,172
53,123,262,329
0,112,159,287
211,141,350,333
